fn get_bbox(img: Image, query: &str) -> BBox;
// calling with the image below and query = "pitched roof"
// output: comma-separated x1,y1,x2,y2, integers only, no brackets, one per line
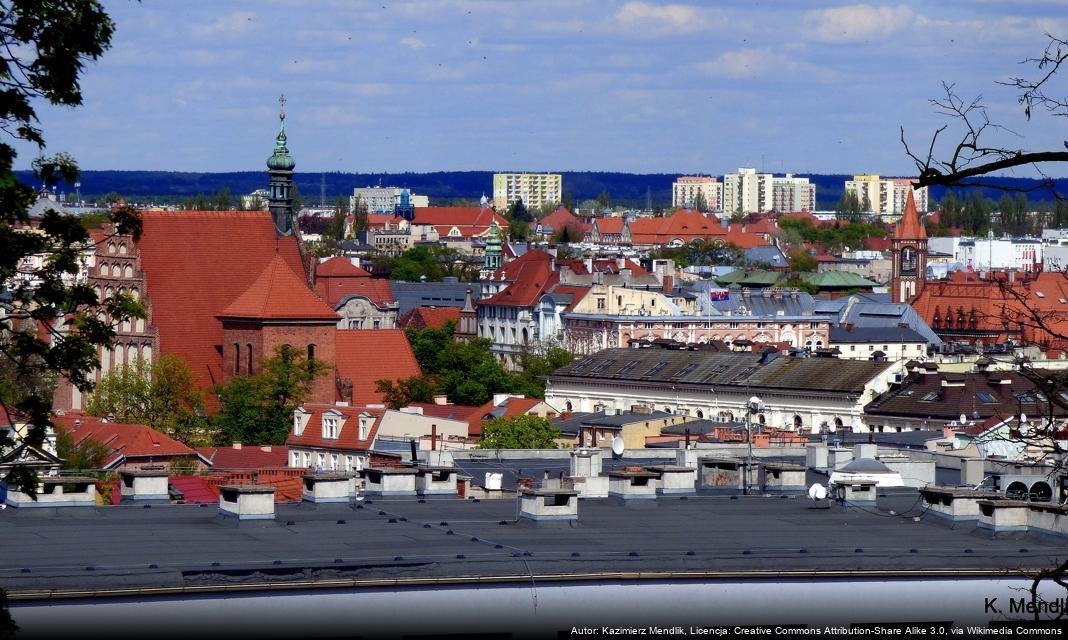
315,272,395,308
411,207,507,238
137,211,308,393
219,254,339,320
334,329,422,404
51,414,202,469
287,404,384,452
828,326,927,343
195,444,289,469
398,306,460,331
594,216,626,235
630,210,726,244
482,251,559,307
316,256,371,278
894,190,927,240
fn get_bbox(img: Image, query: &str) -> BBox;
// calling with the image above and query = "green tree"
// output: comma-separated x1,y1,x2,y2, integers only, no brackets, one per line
85,354,213,447
351,194,369,237
55,426,112,470
553,224,582,244
0,0,145,500
212,345,328,445
513,346,573,399
787,248,818,272
650,239,744,268
326,194,348,243
477,414,560,449
403,323,516,406
509,217,530,240
215,187,232,211
375,374,437,409
508,198,532,222
596,190,612,210
693,191,708,213
290,182,303,211
835,191,864,222
561,192,576,214
388,245,445,281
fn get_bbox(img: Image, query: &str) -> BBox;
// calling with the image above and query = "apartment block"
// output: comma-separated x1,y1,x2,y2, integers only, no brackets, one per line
351,187,428,214
492,173,562,210
672,176,723,212
771,174,816,212
845,175,928,214
722,168,773,214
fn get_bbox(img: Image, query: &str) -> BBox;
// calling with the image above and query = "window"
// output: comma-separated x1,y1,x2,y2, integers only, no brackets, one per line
596,298,606,310
330,454,338,470
850,345,856,351
323,417,340,439
246,344,253,374
359,415,372,440
976,392,998,404
302,452,310,467
317,453,325,468
373,320,381,329
307,344,316,361
294,413,304,436
618,360,640,375
234,343,241,373
643,361,668,377
920,391,939,401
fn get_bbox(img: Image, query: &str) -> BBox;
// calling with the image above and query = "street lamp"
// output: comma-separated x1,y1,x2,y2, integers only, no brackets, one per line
745,396,764,495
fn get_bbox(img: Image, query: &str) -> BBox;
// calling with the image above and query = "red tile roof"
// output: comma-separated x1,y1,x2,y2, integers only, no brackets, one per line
334,329,422,404
316,256,371,278
399,306,460,330
51,414,203,469
219,254,339,320
411,207,507,238
314,271,395,307
723,227,769,249
287,404,384,451
137,211,308,393
409,396,546,437
894,191,927,239
629,210,726,244
482,251,559,307
594,217,626,235
169,475,219,503
196,444,289,469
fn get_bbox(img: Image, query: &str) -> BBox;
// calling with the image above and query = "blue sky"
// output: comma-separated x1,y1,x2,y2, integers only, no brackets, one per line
17,0,1068,175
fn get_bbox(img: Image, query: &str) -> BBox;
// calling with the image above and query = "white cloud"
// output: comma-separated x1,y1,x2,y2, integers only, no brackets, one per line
695,47,840,82
803,4,916,43
400,37,427,49
612,2,723,34
192,11,258,38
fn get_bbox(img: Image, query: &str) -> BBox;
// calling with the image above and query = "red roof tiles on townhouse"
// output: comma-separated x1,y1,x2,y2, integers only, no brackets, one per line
482,251,560,307
409,396,546,437
411,207,507,238
51,414,203,469
399,306,461,330
137,211,308,393
316,256,371,278
722,227,769,249
538,207,591,236
286,404,384,451
594,217,626,235
549,284,592,312
314,271,395,307
629,210,726,245
219,254,339,320
196,444,289,469
334,329,422,404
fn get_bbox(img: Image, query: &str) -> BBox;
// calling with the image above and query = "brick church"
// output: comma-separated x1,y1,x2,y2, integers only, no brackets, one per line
53,102,420,413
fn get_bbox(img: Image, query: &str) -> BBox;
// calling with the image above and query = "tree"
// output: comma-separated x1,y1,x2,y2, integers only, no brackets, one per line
477,414,560,449
326,194,347,243
513,345,573,399
508,198,532,223
290,183,303,211
375,374,436,409
212,345,328,445
596,190,612,210
403,323,516,406
351,194,369,237
214,187,231,211
787,248,817,272
835,191,864,222
553,224,581,244
84,354,213,447
561,192,576,214
693,191,708,213
509,217,530,241
0,0,144,500
54,425,112,470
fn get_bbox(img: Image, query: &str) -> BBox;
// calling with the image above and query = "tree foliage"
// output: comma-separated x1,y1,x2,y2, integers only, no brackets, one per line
387,245,477,282
55,425,112,470
649,239,743,268
835,191,865,222
85,354,213,447
777,216,886,252
0,0,144,498
212,345,328,445
787,248,818,273
477,414,560,449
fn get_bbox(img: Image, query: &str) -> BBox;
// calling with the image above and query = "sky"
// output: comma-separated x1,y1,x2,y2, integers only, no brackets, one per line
16,0,1068,175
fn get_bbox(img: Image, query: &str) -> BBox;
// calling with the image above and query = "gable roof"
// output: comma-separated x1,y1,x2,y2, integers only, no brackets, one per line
196,444,288,469
137,211,308,393
630,210,726,244
316,256,371,278
399,306,460,331
482,251,559,307
287,404,384,452
411,207,507,238
219,254,339,320
315,272,395,308
51,414,205,469
334,330,422,404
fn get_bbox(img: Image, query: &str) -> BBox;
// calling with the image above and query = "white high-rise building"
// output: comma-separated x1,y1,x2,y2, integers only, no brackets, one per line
492,173,562,210
351,187,428,214
771,174,816,212
672,176,723,212
722,168,773,214
844,175,928,214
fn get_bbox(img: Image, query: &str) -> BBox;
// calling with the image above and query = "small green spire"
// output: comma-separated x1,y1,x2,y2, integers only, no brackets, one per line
267,93,295,171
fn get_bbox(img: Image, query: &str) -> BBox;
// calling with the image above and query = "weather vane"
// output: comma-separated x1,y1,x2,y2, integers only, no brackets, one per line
279,93,286,120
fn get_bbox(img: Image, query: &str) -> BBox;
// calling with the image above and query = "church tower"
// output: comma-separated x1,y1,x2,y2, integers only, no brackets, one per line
480,221,503,281
267,94,296,236
890,190,927,304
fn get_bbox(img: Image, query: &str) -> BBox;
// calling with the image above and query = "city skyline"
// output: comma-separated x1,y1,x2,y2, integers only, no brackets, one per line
14,0,1068,175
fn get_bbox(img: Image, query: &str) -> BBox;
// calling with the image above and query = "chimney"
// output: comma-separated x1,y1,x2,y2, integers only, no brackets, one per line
662,274,674,294
431,424,437,450
584,257,593,273
433,394,449,405
232,442,242,450
260,446,272,452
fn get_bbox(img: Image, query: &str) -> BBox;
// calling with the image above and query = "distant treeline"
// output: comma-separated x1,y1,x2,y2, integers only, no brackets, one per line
16,169,1067,210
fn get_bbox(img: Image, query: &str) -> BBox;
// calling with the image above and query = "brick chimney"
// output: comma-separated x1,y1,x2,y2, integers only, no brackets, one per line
662,274,674,294
232,442,242,450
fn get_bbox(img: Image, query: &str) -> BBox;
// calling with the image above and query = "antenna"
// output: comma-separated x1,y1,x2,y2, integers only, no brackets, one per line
611,435,625,459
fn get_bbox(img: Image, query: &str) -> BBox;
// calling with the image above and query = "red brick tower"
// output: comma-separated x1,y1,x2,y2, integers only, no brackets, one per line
890,190,927,304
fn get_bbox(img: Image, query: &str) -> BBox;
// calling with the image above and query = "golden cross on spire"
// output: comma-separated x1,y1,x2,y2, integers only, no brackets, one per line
279,93,287,120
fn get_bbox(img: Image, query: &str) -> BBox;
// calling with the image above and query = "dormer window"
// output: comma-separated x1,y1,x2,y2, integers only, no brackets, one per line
293,412,305,437
359,414,372,440
323,416,340,439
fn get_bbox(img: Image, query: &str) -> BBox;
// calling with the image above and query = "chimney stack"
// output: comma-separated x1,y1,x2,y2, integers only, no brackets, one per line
662,274,674,294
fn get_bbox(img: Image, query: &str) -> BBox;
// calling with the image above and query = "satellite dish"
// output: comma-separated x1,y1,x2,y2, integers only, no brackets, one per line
611,435,625,458
808,483,827,502
959,413,968,425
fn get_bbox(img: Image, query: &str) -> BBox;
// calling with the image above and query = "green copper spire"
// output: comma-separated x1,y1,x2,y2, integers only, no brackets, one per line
267,94,295,171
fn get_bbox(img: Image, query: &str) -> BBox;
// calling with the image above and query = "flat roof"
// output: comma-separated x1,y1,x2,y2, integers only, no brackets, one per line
1,489,1061,597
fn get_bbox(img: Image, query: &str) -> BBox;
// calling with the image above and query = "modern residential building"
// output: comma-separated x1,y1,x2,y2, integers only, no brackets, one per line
671,176,723,212
845,175,929,214
722,168,773,214
351,186,428,214
492,172,562,210
771,174,815,212
928,235,1043,273
827,325,929,361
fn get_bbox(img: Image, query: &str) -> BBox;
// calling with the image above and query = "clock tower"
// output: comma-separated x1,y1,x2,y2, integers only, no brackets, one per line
890,190,927,304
